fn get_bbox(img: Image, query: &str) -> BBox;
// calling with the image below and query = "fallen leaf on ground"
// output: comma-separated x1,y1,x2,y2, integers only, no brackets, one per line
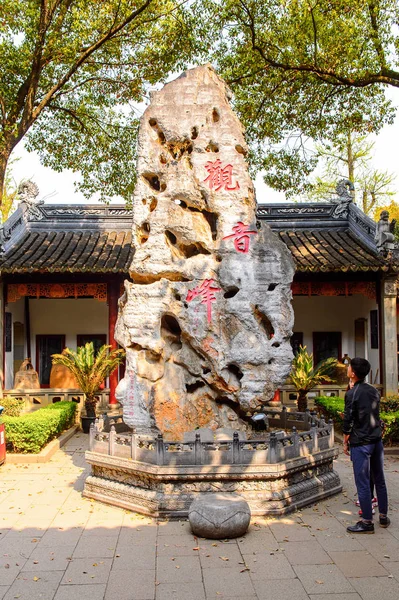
219,556,229,561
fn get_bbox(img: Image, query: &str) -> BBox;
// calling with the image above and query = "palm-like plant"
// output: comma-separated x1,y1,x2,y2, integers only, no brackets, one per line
52,343,125,417
290,346,337,412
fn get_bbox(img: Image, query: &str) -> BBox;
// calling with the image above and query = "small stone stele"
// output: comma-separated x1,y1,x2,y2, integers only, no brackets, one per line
188,493,251,539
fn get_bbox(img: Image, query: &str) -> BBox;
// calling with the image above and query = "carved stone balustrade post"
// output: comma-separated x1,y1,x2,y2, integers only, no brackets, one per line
232,431,240,464
194,433,202,465
311,423,319,452
292,426,299,457
108,426,116,456
156,434,165,466
268,432,277,464
329,419,335,449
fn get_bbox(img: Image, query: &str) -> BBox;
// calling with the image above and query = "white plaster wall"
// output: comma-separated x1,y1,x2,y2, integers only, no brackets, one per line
293,295,380,383
5,298,108,389
4,294,382,388
4,298,25,389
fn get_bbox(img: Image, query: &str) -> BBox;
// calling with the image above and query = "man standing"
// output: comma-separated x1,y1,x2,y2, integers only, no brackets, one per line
343,357,389,533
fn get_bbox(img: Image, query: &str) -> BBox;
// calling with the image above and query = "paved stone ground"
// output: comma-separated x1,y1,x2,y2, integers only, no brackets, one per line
1,434,399,600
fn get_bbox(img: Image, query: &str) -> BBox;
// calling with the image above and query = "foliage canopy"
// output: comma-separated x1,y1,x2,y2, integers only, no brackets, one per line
0,0,211,204
212,0,399,196
2,1,399,203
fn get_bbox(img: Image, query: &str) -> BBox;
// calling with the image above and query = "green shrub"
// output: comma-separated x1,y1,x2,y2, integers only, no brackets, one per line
380,395,399,412
315,396,344,423
0,396,26,417
44,401,77,434
3,401,77,453
315,396,399,445
380,411,399,445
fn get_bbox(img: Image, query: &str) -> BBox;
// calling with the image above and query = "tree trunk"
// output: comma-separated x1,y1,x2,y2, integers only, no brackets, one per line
347,132,355,183
85,398,97,418
0,147,13,212
297,391,308,412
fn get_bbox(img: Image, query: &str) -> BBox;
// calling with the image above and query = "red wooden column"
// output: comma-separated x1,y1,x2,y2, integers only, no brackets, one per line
108,280,120,405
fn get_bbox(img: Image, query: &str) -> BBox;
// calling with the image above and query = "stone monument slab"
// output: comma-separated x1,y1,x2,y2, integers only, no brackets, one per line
115,65,295,440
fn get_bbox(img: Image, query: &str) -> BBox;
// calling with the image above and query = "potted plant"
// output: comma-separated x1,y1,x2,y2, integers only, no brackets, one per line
52,342,125,433
290,345,337,412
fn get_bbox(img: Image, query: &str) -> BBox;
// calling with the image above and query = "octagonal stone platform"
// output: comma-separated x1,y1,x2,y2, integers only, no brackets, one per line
83,409,342,518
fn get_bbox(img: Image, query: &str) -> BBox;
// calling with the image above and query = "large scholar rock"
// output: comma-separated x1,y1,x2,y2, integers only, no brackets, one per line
115,65,295,439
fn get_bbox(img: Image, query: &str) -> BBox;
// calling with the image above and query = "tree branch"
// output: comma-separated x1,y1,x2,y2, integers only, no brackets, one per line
308,1,318,66
16,0,154,144
368,1,388,69
237,0,399,89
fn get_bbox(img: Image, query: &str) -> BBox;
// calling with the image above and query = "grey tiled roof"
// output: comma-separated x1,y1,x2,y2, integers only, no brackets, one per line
0,200,395,274
277,228,389,272
0,229,133,273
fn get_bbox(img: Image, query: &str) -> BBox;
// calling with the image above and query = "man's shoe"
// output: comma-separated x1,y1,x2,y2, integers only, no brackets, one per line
379,516,390,528
347,520,375,534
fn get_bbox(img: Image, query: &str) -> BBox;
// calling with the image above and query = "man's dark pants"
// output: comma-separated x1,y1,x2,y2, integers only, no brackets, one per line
351,440,388,521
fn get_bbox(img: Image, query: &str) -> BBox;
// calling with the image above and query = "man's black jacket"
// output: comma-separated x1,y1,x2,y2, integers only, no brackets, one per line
343,380,382,446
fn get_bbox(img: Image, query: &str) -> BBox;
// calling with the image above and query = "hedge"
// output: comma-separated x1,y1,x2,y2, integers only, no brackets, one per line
315,395,399,445
0,396,25,417
2,401,77,454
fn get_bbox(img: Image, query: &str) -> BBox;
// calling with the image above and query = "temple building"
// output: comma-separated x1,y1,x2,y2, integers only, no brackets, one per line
0,191,398,404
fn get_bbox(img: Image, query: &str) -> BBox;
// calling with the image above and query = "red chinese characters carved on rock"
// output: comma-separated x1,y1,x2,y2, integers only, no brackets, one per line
223,222,258,253
203,159,240,191
186,279,221,323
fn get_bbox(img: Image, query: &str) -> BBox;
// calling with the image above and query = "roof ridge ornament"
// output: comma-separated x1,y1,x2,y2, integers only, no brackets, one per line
331,178,354,219
17,180,44,221
375,210,397,257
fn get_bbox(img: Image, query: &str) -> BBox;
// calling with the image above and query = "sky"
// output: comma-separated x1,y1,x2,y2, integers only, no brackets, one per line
10,88,399,207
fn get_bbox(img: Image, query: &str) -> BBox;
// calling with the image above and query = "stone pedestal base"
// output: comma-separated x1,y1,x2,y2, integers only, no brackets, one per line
83,447,342,518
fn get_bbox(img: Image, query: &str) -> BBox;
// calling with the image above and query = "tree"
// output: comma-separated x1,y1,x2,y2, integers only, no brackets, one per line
298,132,396,214
52,343,125,417
290,346,337,412
0,1,210,207
1,159,20,222
211,0,399,196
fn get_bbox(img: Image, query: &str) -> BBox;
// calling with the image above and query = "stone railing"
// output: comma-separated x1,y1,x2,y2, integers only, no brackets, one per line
279,383,384,404
89,408,335,467
4,388,110,414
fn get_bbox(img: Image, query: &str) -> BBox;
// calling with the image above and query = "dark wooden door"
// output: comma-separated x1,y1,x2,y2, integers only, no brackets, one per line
313,332,342,366
36,335,65,387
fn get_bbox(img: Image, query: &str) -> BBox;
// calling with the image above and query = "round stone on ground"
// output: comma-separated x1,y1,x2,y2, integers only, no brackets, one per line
188,493,251,539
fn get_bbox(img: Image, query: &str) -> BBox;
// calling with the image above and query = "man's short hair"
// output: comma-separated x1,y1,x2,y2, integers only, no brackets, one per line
350,357,371,380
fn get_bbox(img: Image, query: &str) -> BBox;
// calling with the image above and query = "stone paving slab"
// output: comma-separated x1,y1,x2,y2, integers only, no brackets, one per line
1,434,399,599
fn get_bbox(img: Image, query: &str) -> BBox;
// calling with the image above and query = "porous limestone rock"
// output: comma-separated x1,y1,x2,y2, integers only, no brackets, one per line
115,65,295,439
188,493,251,539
